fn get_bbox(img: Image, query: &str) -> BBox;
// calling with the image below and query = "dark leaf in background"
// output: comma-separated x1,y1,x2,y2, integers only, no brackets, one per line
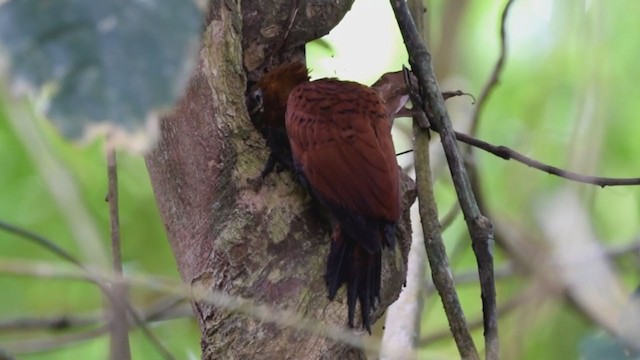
0,0,203,139
580,332,639,360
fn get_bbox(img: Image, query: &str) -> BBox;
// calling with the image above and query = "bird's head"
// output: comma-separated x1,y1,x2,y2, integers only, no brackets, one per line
245,62,310,132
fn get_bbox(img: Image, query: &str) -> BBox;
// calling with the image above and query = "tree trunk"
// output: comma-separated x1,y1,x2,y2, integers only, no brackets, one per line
145,1,416,358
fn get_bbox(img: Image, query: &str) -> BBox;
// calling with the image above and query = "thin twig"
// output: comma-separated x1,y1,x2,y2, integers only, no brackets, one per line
419,286,532,346
7,325,110,354
0,295,190,332
426,263,516,293
462,1,515,312
0,222,176,360
439,203,461,232
455,131,640,187
396,79,640,187
390,1,499,359
0,220,82,267
0,313,95,332
469,0,516,136
3,296,189,355
106,147,131,360
397,130,640,187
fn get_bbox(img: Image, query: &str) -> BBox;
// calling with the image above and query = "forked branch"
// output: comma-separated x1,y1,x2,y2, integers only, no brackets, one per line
390,0,499,359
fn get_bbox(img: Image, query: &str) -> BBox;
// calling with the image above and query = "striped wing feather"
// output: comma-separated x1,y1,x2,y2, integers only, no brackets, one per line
285,79,401,222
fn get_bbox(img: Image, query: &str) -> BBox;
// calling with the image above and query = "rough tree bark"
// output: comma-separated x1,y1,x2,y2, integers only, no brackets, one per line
145,1,416,358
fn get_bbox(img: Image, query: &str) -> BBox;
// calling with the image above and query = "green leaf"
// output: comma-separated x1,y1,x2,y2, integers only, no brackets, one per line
0,0,203,139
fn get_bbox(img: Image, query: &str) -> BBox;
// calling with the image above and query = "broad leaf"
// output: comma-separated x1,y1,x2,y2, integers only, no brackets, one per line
0,0,203,139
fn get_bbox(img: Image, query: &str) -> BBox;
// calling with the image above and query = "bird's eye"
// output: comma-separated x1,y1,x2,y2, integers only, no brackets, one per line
252,89,263,106
247,88,264,116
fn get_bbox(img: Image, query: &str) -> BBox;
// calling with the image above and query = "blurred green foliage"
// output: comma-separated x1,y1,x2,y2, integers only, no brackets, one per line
1,0,639,359
0,108,200,358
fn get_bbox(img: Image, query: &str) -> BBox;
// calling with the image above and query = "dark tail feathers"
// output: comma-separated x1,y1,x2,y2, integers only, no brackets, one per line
325,232,382,334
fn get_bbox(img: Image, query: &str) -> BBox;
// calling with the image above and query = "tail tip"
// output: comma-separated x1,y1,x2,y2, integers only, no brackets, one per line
347,307,374,335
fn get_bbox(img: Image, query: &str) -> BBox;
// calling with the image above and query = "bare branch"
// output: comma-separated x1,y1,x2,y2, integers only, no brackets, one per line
455,131,640,187
106,147,131,360
390,1,499,358
412,119,479,359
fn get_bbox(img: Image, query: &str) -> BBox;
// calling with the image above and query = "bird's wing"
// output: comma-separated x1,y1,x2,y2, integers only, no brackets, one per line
285,79,401,222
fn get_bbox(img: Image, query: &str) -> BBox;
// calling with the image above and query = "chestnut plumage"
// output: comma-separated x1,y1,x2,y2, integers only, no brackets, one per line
248,62,401,333
247,63,310,177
